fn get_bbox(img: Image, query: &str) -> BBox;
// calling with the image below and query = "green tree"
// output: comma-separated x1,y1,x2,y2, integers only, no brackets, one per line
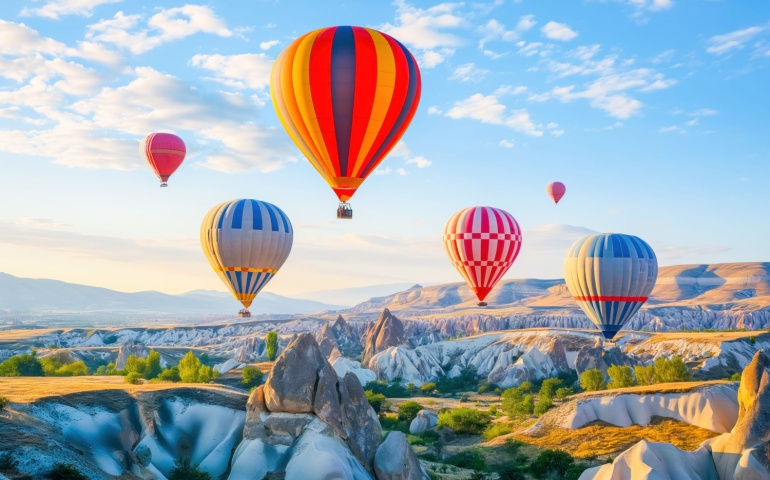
501,387,535,418
607,365,636,389
157,366,181,382
634,364,655,386
241,366,264,388
44,463,88,480
555,387,574,400
125,372,143,384
365,390,387,413
420,382,437,393
178,352,218,383
168,458,211,480
123,354,148,377
265,331,279,361
445,449,486,471
0,353,44,377
398,401,424,423
539,377,563,399
653,356,691,383
580,369,606,392
437,407,491,435
146,351,162,379
529,449,575,479
534,394,553,417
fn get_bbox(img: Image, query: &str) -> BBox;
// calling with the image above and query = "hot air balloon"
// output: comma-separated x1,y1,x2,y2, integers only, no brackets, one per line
271,26,422,219
547,181,566,204
200,199,293,315
140,133,186,187
443,206,523,306
563,233,658,341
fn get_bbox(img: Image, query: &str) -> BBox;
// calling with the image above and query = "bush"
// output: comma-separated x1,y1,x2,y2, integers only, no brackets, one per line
125,372,143,384
398,401,424,423
445,449,486,471
478,382,499,394
406,434,425,446
265,331,278,361
564,463,590,480
634,364,655,386
529,449,575,479
483,422,513,441
539,377,563,399
730,372,742,381
534,394,553,417
364,380,409,398
157,366,180,382
555,387,574,400
365,390,387,413
580,369,605,392
437,407,491,435
420,382,437,393
499,466,526,480
0,352,44,377
241,366,264,388
434,365,479,393
501,385,536,418
653,356,690,383
44,463,88,480
0,396,9,411
41,358,88,377
178,352,218,383
749,336,756,345
607,365,636,389
145,351,162,379
168,458,211,480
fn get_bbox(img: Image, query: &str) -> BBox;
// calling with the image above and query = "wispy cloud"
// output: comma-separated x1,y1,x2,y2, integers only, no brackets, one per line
706,24,769,56
190,53,273,90
446,93,544,136
449,63,489,82
21,0,122,19
541,21,578,41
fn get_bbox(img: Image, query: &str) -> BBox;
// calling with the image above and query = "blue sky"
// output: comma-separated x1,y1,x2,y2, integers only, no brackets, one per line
0,0,768,296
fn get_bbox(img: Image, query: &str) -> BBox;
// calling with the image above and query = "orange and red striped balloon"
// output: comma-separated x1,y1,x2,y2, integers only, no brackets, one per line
140,133,186,187
443,207,523,303
271,26,421,202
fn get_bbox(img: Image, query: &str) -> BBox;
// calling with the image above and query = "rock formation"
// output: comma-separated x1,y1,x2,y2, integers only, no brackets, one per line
374,432,429,480
362,309,407,366
316,322,341,358
114,339,149,370
574,341,637,379
409,410,439,435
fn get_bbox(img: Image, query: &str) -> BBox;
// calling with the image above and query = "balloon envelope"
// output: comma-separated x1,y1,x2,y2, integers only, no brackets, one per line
563,233,658,340
547,181,566,204
271,26,421,202
140,133,186,186
443,206,522,302
200,199,293,309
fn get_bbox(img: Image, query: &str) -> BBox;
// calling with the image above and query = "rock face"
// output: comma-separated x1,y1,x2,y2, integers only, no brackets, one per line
316,322,340,358
374,432,429,480
363,309,407,365
488,336,571,388
574,342,637,379
235,333,388,478
114,339,149,370
409,410,438,435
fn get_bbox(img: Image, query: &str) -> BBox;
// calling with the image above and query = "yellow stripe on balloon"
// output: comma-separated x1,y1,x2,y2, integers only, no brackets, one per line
200,201,232,290
351,28,397,178
214,267,278,274
293,29,337,183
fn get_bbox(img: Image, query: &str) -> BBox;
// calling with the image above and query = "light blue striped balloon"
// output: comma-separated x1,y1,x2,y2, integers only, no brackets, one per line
563,233,657,340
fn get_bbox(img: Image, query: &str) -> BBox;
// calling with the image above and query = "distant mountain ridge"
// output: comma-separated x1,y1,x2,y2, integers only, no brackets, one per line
0,273,344,316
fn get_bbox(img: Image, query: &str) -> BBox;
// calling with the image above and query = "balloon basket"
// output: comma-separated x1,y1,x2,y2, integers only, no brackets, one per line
478,302,488,307
237,309,251,318
337,203,353,219
603,341,616,349
160,182,168,188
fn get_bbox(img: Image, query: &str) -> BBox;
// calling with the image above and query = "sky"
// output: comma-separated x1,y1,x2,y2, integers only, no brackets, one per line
0,0,768,298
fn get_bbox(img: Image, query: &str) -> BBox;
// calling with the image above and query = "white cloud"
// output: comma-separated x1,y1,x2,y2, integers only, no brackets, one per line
427,106,442,115
87,5,233,54
449,63,489,82
259,39,280,50
706,25,767,56
659,125,684,133
517,15,537,32
21,0,122,19
396,168,407,176
190,53,273,90
406,156,432,168
389,140,433,171
380,1,465,69
541,21,578,41
374,166,392,175
446,93,544,136
499,139,515,148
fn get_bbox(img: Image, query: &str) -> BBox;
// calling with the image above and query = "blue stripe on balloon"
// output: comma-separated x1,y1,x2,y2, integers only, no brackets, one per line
265,202,279,232
248,200,260,230
217,207,226,229
277,206,290,233
331,26,355,176
232,199,245,229
235,270,243,294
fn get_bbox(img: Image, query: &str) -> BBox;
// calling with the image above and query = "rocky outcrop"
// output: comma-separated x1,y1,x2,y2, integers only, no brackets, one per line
409,410,438,435
115,339,149,370
374,432,429,480
363,309,407,366
488,336,571,388
316,322,340,358
574,341,638,379
331,355,377,386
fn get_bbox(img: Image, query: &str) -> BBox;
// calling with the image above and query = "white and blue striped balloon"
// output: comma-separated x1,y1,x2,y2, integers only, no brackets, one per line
200,199,293,309
563,233,657,340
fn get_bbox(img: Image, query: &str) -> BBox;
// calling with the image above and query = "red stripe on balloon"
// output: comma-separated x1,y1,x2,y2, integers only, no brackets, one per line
574,296,648,302
309,27,340,177
346,27,377,177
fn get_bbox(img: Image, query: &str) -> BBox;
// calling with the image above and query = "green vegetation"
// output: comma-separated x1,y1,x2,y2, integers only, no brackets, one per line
607,365,636,389
397,400,424,423
534,395,553,417
168,458,211,480
157,366,181,382
580,369,606,392
420,382,437,393
483,421,513,441
40,357,88,377
652,356,691,383
437,407,491,435
265,331,278,361
749,336,756,345
241,366,264,389
434,365,479,393
365,390,387,413
555,387,574,400
477,382,499,394
444,449,486,471
124,372,143,384
529,449,578,479
730,372,742,381
634,364,655,386
178,351,218,383
44,463,88,480
501,384,535,418
94,362,120,376
539,378,563,399
0,352,44,377
364,380,409,398
0,396,9,411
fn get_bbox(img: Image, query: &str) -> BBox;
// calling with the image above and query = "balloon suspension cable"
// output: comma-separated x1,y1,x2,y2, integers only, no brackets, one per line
336,202,353,220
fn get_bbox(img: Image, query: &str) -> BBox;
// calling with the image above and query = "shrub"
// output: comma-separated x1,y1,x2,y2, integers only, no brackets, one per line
265,331,279,361
241,366,264,388
501,384,537,418
420,382,437,393
364,380,409,398
44,463,88,480
437,407,491,435
178,352,218,383
365,390,387,413
730,372,742,381
0,396,9,411
434,365,479,393
748,336,756,345
406,434,425,446
0,352,44,377
653,356,691,383
499,466,526,480
539,377,563,399
157,366,180,382
634,364,655,386
168,458,211,480
564,463,590,480
41,358,88,377
534,394,553,417
398,401,424,423
445,449,486,471
489,404,497,416
529,449,575,479
145,351,162,379
483,422,513,441
478,382,499,394
125,372,143,384
580,369,605,392
607,365,636,389
555,387,574,400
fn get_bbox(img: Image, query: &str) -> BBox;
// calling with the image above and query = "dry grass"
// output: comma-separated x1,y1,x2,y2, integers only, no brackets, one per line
0,376,242,403
575,379,732,397
501,418,719,458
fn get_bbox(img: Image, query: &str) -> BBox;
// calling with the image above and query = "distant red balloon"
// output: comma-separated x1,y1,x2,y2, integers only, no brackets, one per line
547,181,566,204
140,133,186,187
